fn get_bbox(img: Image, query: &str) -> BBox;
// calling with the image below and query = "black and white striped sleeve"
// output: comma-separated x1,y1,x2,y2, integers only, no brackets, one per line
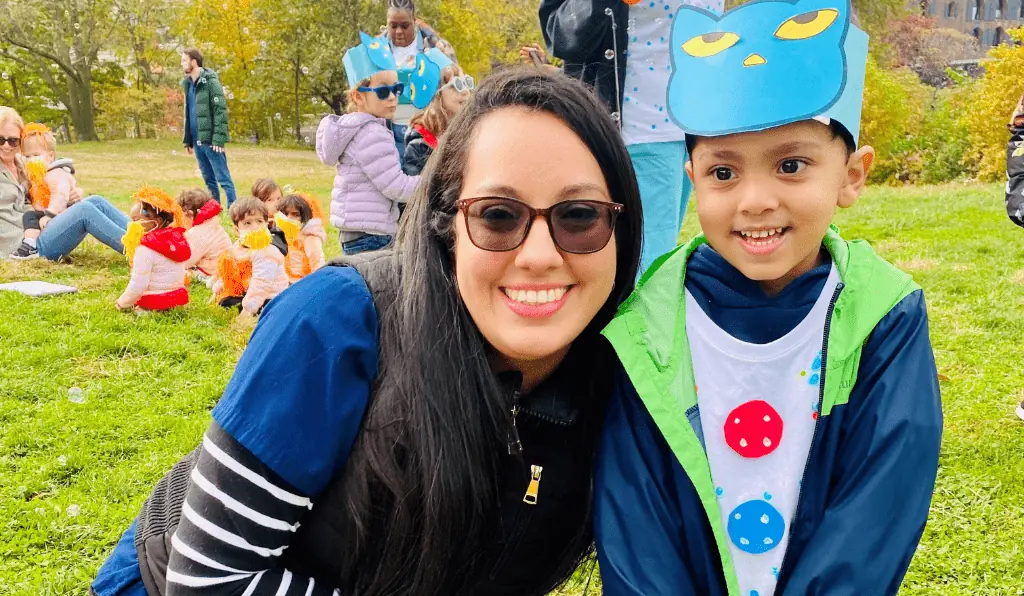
165,423,340,595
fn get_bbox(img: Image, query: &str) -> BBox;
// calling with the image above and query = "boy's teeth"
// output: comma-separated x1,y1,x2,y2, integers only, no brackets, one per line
740,227,784,239
503,287,568,304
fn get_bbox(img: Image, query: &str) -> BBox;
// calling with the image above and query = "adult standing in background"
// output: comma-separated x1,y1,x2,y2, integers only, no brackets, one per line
382,0,455,164
181,48,237,208
540,0,724,275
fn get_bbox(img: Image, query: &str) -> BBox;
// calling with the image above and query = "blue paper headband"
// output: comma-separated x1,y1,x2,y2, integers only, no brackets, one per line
667,0,867,145
408,48,456,109
343,31,397,89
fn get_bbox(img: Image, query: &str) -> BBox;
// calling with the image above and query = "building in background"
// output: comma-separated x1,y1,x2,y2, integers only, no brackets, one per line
922,0,1024,56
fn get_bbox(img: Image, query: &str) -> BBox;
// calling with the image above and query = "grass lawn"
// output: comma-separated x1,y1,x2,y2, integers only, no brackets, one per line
1,139,1023,595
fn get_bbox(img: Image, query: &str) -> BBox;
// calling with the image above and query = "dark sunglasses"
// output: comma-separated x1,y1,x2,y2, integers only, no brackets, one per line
455,197,624,254
358,83,405,101
0,137,21,147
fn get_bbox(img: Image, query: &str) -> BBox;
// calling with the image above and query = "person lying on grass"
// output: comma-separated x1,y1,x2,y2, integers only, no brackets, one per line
593,3,943,595
116,186,191,311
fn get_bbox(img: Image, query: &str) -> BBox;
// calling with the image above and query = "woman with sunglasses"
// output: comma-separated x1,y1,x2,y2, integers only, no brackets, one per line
317,32,419,255
0,106,31,257
90,68,642,596
403,59,474,176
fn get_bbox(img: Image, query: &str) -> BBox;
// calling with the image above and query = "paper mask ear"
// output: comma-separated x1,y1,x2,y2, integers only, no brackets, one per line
410,53,443,109
344,31,399,89
667,0,866,145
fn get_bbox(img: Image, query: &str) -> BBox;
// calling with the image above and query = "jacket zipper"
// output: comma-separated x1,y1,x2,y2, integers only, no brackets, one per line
523,465,543,505
508,386,523,455
776,281,844,584
520,406,573,427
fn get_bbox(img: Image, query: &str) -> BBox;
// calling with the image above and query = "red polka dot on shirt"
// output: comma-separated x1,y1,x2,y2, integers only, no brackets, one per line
724,400,783,458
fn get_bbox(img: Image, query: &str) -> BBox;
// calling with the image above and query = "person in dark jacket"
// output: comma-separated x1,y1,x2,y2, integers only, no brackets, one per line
539,0,723,275
90,68,643,596
181,48,237,208
594,4,942,595
1004,89,1024,421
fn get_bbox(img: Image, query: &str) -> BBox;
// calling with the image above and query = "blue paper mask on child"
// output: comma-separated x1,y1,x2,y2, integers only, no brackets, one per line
409,48,455,110
667,0,867,145
343,31,398,89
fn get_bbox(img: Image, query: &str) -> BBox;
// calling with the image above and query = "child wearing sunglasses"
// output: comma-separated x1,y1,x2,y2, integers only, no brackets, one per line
404,54,474,176
316,31,420,255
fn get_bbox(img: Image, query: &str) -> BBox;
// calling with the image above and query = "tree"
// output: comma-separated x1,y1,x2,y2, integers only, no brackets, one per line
881,15,977,86
0,57,65,125
0,0,126,141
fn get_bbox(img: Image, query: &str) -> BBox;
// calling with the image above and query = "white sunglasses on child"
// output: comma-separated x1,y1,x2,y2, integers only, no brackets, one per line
441,75,475,94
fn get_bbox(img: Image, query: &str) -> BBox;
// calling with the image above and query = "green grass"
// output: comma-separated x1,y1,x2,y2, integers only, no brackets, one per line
1,140,1023,594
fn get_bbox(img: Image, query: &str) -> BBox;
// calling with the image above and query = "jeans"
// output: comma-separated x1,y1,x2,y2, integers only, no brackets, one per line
628,141,692,277
342,233,392,255
392,123,408,168
37,195,129,260
194,144,237,207
90,519,147,596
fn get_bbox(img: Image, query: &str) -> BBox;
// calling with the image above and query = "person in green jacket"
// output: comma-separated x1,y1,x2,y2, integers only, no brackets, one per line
181,48,237,207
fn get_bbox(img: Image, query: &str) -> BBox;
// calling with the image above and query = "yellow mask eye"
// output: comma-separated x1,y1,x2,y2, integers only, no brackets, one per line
774,9,839,40
681,32,740,58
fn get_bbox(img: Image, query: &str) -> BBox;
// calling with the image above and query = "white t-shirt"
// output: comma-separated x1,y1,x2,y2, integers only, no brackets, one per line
622,0,723,146
687,265,840,596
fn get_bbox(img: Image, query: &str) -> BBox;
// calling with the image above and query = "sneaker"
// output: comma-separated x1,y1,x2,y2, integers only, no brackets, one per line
9,242,39,260
1017,400,1024,422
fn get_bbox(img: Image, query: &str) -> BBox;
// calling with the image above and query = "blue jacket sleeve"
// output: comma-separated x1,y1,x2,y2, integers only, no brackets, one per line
778,289,943,595
595,366,727,596
211,265,379,496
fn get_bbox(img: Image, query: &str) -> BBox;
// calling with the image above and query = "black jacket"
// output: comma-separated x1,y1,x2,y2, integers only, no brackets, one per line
1006,126,1024,228
539,0,628,116
403,125,434,176
129,254,607,596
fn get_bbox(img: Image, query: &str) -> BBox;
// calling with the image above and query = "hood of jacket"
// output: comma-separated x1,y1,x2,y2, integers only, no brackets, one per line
141,227,192,263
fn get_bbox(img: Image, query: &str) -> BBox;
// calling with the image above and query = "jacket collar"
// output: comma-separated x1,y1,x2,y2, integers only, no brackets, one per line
497,362,580,427
192,199,222,226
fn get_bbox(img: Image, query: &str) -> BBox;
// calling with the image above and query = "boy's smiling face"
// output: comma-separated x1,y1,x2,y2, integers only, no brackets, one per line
686,120,873,295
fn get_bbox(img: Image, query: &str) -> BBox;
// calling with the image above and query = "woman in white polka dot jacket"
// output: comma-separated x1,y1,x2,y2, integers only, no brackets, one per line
540,0,723,276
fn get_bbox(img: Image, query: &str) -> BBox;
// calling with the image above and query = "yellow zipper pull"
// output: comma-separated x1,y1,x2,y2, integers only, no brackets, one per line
523,465,543,505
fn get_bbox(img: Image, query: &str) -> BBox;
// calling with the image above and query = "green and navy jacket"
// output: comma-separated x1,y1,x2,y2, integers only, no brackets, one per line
595,228,943,595
181,68,230,148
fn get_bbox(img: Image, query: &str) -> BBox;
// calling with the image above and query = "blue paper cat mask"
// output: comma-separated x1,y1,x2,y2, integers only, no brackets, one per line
343,32,397,89
409,48,455,109
667,0,868,144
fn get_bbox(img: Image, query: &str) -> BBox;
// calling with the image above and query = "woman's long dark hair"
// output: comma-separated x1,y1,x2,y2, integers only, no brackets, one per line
335,67,643,595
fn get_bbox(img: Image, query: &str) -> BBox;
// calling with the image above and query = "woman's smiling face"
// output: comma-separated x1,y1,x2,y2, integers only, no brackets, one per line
0,120,22,166
453,107,618,375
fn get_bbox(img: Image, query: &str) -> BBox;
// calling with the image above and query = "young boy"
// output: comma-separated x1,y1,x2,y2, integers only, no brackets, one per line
211,197,288,317
594,2,943,595
177,187,231,282
9,123,82,260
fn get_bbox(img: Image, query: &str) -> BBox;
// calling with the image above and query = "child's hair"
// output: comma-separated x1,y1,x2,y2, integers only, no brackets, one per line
21,124,56,154
346,77,374,113
409,64,464,136
278,194,313,224
139,202,175,229
177,188,213,215
685,119,856,157
229,196,269,225
250,178,281,203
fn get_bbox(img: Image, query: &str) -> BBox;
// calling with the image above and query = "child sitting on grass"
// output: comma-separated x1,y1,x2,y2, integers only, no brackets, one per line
275,193,326,284
212,196,289,317
317,31,419,255
594,4,943,595
8,123,83,260
116,186,191,311
177,188,231,281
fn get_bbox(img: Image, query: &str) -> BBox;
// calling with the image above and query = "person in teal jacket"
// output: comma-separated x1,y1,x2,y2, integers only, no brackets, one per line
594,2,943,594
